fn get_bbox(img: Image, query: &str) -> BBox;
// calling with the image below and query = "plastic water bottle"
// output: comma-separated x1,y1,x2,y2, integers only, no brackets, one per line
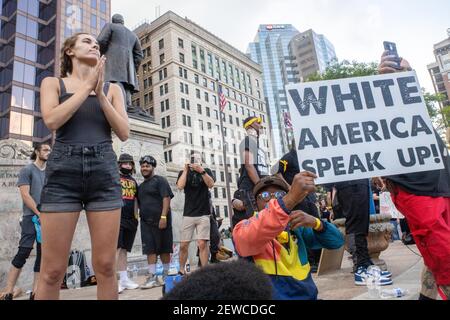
366,265,381,299
132,264,139,279
380,288,408,299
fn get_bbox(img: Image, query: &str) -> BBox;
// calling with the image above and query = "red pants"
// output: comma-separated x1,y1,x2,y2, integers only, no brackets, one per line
391,187,450,286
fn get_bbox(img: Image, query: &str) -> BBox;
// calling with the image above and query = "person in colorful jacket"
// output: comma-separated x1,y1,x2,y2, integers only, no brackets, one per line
233,173,344,300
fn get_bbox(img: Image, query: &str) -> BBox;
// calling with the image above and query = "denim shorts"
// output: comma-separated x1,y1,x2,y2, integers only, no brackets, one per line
40,143,123,213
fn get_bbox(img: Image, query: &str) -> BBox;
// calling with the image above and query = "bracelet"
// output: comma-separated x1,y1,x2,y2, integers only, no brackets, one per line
313,218,322,231
160,216,167,220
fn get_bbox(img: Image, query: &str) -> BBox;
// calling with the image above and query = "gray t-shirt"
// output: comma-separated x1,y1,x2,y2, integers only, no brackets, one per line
17,163,46,216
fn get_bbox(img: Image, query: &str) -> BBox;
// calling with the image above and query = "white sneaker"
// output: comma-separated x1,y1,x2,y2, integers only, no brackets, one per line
118,283,124,294
141,274,159,289
120,278,139,290
156,274,166,286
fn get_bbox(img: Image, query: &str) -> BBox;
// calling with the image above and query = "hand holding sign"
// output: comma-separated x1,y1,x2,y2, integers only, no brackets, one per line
285,70,444,184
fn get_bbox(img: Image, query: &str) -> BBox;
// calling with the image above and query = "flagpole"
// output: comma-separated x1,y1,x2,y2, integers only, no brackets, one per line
216,79,234,226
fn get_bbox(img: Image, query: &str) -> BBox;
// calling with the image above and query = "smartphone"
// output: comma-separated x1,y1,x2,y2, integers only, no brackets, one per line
190,157,195,164
383,41,402,70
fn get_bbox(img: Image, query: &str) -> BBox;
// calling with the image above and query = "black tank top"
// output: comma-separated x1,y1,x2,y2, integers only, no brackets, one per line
55,78,112,145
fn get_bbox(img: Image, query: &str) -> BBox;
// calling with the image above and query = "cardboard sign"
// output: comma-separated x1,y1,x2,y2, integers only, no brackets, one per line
286,71,444,184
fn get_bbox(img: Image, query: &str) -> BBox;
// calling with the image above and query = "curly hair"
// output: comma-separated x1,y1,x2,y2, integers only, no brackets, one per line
161,260,273,300
60,32,90,78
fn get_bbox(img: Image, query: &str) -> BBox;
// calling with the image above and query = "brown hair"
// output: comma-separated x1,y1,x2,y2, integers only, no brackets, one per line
30,142,51,161
60,32,90,78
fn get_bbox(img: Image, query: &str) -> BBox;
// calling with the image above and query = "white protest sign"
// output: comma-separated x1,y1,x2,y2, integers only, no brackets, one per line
285,71,444,184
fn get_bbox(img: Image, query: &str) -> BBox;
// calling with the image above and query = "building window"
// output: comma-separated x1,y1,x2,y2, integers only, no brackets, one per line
196,89,201,99
13,61,35,86
204,92,209,102
90,14,97,29
214,188,218,198
197,104,202,114
178,38,184,48
11,86,34,110
179,52,185,63
215,206,220,217
220,172,225,182
194,74,199,84
159,39,164,50
14,38,37,62
206,107,210,117
90,0,97,9
100,0,107,13
160,54,165,65
224,205,229,218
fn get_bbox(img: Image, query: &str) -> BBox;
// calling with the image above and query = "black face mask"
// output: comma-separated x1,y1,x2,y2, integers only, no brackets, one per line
120,167,133,175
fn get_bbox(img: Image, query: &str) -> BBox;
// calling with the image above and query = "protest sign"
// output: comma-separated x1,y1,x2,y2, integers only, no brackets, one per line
286,71,444,184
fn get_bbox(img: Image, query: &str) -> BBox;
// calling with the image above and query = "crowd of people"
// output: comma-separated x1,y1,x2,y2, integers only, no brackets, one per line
0,30,449,301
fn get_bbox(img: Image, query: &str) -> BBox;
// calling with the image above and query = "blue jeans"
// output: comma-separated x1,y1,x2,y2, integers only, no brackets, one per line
40,143,122,213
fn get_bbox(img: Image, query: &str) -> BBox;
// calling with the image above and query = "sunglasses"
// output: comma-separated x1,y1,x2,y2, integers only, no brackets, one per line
257,191,287,202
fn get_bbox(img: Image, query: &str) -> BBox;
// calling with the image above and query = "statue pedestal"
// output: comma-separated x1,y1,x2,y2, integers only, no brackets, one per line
333,214,394,270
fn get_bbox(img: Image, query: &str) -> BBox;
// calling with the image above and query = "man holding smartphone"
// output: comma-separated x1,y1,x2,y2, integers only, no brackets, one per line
176,152,215,273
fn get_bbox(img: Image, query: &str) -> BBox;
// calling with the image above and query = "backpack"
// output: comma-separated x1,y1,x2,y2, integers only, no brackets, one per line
62,250,90,289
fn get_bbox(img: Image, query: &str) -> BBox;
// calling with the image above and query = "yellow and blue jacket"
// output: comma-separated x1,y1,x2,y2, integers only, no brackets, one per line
233,198,344,300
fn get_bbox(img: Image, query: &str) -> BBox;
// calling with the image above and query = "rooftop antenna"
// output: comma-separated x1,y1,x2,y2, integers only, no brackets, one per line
155,6,161,19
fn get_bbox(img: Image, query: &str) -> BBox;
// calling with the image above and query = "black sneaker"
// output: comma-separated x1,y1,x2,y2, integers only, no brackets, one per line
2,293,13,300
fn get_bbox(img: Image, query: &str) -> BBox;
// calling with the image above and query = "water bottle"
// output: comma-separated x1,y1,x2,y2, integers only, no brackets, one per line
132,264,139,279
380,288,408,299
366,265,381,299
185,259,190,273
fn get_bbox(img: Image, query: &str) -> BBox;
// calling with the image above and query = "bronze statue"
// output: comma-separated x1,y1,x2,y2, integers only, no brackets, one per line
97,14,145,115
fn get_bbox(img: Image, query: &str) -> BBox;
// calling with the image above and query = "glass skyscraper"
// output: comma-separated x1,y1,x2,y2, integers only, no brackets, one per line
0,0,110,145
247,24,300,159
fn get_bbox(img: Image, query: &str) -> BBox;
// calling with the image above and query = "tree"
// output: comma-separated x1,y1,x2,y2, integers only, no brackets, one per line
306,60,378,82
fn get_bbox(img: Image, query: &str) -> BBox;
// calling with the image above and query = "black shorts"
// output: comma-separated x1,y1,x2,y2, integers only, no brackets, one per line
40,143,123,213
118,225,137,252
141,221,173,255
19,215,36,248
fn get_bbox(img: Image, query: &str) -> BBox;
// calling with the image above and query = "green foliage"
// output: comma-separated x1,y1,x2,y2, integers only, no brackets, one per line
306,60,378,82
423,91,449,129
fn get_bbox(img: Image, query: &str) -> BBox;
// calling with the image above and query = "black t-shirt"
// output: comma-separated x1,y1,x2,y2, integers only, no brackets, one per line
177,168,215,217
238,135,270,191
387,131,450,197
137,175,174,226
278,148,299,185
120,174,138,229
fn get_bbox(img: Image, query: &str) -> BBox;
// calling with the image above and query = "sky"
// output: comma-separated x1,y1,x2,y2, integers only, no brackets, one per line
111,0,450,92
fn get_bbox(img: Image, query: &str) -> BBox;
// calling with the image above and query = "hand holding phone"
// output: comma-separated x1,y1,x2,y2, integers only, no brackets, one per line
383,41,402,70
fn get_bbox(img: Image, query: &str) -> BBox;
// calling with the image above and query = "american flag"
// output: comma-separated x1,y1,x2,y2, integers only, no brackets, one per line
218,85,228,112
283,111,293,129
